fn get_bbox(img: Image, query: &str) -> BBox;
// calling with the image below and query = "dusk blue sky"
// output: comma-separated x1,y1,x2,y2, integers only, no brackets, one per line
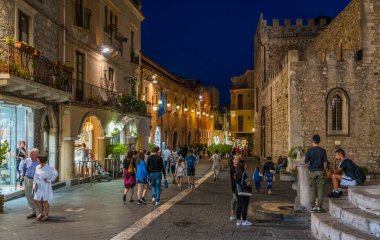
141,0,351,105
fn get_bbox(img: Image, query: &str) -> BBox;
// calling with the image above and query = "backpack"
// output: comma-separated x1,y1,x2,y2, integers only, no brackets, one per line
352,164,366,185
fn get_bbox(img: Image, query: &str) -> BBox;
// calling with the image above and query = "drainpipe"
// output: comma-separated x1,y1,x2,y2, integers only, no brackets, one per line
63,0,66,64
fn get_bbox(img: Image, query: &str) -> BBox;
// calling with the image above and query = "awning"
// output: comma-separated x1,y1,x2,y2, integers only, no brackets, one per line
0,94,46,109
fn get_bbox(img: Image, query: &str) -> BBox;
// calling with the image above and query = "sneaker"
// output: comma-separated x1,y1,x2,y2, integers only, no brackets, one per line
178,183,181,188
230,216,236,221
192,184,196,189
155,201,160,206
141,197,146,204
236,220,241,226
122,194,126,202
315,207,325,213
188,185,191,189
137,199,142,205
328,191,341,198
268,189,272,195
241,220,252,226
310,206,317,213
26,213,36,219
152,197,156,203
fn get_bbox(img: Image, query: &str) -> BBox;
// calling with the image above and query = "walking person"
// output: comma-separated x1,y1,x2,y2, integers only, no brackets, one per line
16,141,26,188
163,146,172,174
147,146,166,205
20,148,39,219
33,156,58,221
229,155,240,221
123,150,136,203
170,148,179,183
209,150,221,181
253,167,263,192
263,157,275,194
185,149,197,189
175,157,186,188
235,160,252,226
136,152,148,205
305,134,328,212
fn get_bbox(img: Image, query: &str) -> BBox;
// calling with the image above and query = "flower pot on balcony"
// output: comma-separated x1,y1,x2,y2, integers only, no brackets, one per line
25,45,35,55
14,41,27,50
32,49,41,57
0,63,9,73
62,64,74,73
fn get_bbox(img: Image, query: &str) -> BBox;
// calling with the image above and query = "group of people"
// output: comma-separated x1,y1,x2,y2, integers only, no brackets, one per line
305,134,365,212
122,146,199,206
17,146,58,221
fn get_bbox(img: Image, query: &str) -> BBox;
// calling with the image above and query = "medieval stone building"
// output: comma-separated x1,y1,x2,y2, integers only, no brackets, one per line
254,0,380,172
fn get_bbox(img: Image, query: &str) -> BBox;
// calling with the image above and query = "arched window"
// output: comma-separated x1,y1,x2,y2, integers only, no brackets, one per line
327,89,349,136
331,95,342,130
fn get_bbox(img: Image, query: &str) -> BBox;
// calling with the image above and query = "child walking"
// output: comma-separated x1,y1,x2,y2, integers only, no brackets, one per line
136,152,149,205
176,157,186,188
253,167,263,192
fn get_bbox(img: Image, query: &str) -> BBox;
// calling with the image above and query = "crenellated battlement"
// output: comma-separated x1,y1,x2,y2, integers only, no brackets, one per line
261,16,332,39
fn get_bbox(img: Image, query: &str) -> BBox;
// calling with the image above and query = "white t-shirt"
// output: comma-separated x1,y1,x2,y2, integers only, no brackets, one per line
163,149,172,161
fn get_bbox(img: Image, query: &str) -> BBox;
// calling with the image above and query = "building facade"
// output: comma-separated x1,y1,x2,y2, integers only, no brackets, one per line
142,55,214,149
0,0,71,191
254,0,380,172
230,70,255,149
59,0,150,180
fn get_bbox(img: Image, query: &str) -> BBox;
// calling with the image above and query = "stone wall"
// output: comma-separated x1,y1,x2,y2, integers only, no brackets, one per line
306,0,362,61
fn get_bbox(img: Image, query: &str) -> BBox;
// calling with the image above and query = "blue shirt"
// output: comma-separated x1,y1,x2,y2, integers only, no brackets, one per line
21,158,39,178
185,155,197,169
136,160,149,180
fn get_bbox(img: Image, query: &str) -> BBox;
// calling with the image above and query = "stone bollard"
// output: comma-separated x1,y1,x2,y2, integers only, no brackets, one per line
295,163,310,211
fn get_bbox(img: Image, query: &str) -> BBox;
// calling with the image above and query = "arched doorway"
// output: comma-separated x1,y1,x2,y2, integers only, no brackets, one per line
187,132,191,145
173,131,178,149
76,115,104,164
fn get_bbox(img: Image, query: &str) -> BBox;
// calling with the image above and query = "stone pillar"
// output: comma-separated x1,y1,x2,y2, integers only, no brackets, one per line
61,138,75,181
295,163,310,211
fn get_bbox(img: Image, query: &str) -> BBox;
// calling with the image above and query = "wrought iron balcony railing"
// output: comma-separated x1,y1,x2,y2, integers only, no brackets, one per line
0,42,72,92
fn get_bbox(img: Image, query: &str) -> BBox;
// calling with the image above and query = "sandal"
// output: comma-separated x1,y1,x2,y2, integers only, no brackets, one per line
41,216,49,222
37,214,44,221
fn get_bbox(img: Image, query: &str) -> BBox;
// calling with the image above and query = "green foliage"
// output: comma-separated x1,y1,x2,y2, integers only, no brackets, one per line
288,146,305,160
118,94,147,113
0,140,10,166
208,144,232,154
106,143,128,159
148,142,155,151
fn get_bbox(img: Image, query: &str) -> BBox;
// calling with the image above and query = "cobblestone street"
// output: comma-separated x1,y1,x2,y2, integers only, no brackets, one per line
0,159,313,240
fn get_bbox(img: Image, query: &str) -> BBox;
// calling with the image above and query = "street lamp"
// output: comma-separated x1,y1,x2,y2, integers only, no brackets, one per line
167,102,171,108
152,74,157,84
152,105,158,112
158,99,163,105
176,105,180,110
184,106,188,112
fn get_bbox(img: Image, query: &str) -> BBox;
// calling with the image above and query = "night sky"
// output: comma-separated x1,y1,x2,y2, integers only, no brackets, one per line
141,0,351,105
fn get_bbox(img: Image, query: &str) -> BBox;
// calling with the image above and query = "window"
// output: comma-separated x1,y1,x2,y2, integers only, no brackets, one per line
74,0,91,29
237,94,243,110
108,67,114,82
144,86,148,101
18,10,29,43
131,31,135,52
104,6,108,31
327,88,350,136
331,95,342,130
76,51,85,101
238,115,244,132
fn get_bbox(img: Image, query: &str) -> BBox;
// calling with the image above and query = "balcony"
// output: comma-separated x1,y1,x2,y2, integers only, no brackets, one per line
72,80,148,116
0,43,72,102
131,50,140,64
230,104,254,111
102,27,127,57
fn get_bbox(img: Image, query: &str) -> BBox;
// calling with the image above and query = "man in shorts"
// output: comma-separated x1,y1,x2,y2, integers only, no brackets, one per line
185,149,197,189
329,149,358,198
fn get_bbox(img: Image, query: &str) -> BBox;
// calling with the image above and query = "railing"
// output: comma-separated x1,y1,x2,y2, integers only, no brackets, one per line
74,4,92,30
131,51,140,64
104,28,123,53
0,42,72,92
72,79,149,115
230,104,254,111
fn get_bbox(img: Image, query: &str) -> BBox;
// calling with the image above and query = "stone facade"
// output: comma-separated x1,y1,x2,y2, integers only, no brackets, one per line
254,0,380,172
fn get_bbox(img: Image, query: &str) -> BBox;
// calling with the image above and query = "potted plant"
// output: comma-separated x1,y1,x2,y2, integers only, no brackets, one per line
14,41,27,51
0,140,10,213
0,59,8,73
32,49,41,57
287,146,305,173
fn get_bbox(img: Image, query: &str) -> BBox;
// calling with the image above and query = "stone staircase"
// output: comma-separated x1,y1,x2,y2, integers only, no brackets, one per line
311,185,380,240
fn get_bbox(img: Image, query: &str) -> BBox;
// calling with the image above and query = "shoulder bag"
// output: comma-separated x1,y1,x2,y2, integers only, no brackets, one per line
236,172,252,197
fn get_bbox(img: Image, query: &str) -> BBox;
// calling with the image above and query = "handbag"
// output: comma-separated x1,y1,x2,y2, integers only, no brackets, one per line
236,172,252,197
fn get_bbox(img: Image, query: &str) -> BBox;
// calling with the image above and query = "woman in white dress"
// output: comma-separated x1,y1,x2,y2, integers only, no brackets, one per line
33,156,58,221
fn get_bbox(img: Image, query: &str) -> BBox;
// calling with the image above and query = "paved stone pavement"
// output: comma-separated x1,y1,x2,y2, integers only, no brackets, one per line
0,158,314,240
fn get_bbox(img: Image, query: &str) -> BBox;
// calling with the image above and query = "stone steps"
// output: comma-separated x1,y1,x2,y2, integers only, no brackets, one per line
311,213,379,240
329,198,380,236
348,186,380,216
311,184,380,240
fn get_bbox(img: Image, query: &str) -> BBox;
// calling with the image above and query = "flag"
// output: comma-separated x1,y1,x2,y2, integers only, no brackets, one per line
158,92,165,117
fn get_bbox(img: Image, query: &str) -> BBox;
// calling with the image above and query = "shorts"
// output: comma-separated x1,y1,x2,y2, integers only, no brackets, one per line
170,165,176,174
187,167,195,176
341,175,358,187
137,178,148,184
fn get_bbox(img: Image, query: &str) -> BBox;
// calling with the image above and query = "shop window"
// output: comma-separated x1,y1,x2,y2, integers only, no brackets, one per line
327,88,350,136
